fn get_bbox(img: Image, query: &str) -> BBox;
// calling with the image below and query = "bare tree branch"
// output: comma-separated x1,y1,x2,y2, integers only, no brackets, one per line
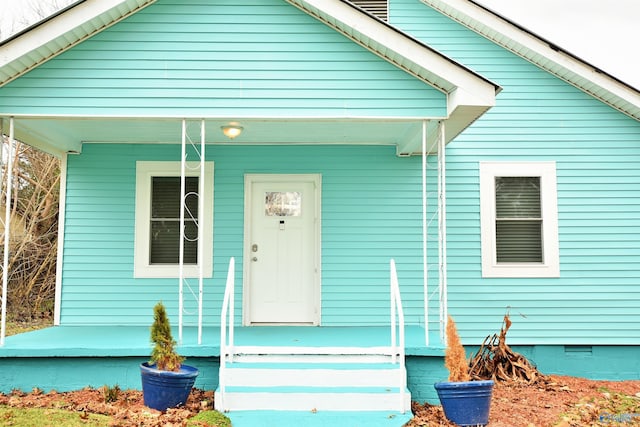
1,136,60,321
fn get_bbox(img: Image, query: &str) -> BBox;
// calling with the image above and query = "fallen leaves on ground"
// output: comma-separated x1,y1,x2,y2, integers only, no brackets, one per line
409,375,640,427
0,387,214,426
1,375,639,426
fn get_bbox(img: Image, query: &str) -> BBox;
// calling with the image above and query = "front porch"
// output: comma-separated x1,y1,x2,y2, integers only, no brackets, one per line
0,325,446,404
1,325,443,358
0,325,444,359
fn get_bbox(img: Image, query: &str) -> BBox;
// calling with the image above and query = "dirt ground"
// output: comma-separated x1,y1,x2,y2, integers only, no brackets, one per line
1,375,639,426
410,375,640,427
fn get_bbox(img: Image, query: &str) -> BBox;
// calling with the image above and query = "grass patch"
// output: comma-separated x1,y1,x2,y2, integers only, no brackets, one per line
187,410,232,427
4,318,53,336
0,406,111,426
556,388,640,426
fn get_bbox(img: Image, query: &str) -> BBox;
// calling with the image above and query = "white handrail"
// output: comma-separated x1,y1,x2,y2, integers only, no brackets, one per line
219,257,235,409
389,259,406,413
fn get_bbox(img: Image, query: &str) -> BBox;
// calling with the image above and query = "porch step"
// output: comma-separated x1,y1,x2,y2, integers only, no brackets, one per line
215,353,411,413
223,361,401,387
218,385,410,411
225,410,414,427
226,411,412,427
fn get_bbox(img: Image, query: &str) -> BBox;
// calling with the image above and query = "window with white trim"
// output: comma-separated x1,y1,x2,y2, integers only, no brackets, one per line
134,161,214,278
479,162,559,278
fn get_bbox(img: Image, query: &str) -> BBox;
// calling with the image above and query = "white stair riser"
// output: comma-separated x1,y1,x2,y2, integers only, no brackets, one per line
228,346,398,357
227,354,395,364
216,391,411,412
223,367,404,387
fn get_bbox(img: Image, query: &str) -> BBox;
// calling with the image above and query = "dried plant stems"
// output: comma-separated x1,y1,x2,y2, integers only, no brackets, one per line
445,315,471,382
469,314,547,384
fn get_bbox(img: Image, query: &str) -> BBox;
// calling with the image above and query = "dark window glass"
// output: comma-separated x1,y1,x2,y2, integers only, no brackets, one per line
150,177,198,264
495,177,542,263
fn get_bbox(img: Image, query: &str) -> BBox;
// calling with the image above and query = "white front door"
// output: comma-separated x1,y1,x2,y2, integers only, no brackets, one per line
244,174,320,325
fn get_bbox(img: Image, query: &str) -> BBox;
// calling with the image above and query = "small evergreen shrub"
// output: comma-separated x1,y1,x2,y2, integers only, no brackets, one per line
149,302,184,372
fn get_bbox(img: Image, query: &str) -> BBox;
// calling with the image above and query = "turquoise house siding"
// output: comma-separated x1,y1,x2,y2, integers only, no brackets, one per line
62,143,432,326
0,0,445,118
391,0,640,345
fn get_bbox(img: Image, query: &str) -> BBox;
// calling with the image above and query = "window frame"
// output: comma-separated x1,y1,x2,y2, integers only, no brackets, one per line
479,161,559,278
134,161,214,278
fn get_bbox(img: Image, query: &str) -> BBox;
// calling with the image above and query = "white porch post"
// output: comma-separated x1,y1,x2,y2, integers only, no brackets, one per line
421,120,429,346
1,117,15,346
54,154,68,325
178,119,206,344
197,119,205,345
179,119,187,342
437,121,448,340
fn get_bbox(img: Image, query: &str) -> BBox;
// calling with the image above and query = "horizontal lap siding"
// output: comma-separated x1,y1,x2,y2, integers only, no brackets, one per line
61,144,429,326
0,0,445,117
392,0,640,344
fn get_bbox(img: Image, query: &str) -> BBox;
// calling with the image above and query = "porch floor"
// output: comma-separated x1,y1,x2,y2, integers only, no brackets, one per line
0,325,444,358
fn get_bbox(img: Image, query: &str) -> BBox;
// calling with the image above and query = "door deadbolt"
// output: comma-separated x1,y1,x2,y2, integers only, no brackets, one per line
252,244,258,252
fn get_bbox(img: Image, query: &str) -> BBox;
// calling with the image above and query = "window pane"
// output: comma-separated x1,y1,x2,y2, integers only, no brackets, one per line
265,191,302,216
150,220,197,264
495,177,541,218
496,220,542,262
150,176,199,264
495,177,543,263
151,177,199,219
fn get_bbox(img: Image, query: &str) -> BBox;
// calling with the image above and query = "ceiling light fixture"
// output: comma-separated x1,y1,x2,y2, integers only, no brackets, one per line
221,122,243,139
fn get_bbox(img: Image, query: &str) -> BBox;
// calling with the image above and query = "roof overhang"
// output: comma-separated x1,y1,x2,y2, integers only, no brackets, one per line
287,0,500,149
4,116,449,158
1,0,500,157
0,0,157,87
422,0,640,121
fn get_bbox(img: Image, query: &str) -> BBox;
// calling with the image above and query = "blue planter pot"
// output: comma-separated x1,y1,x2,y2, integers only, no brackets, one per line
434,380,494,426
140,362,199,411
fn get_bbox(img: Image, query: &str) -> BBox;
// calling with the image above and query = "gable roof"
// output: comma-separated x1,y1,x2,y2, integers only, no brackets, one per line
2,0,638,129
0,0,498,156
0,0,155,87
421,0,640,121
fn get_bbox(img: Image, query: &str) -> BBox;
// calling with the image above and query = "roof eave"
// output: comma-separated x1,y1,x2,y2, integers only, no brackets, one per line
0,0,157,87
1,0,500,153
421,0,640,121
286,0,500,139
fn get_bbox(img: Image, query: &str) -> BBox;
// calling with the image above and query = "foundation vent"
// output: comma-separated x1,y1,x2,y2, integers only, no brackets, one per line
564,345,593,356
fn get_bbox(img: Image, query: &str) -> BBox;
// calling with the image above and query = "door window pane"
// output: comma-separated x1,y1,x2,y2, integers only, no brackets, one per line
264,191,301,216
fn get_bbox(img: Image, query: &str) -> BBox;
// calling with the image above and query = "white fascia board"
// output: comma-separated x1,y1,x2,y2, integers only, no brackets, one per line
422,0,640,120
287,0,498,104
0,0,156,86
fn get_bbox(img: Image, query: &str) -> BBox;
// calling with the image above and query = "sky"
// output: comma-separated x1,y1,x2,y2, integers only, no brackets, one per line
0,0,639,88
475,0,640,89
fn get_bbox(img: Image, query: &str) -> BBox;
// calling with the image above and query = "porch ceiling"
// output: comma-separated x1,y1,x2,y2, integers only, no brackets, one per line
9,116,444,157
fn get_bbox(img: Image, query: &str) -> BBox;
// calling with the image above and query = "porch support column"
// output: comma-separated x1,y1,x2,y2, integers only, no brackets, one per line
178,119,206,345
179,119,187,343
54,154,68,326
437,121,448,341
421,120,429,346
1,117,15,346
197,119,205,345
